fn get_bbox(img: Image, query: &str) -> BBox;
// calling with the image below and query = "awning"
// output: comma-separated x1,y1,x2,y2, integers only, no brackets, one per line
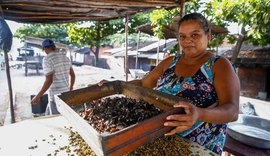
1,0,186,24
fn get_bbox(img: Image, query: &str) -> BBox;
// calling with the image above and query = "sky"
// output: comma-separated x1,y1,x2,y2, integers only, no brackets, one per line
7,20,24,34
6,20,24,59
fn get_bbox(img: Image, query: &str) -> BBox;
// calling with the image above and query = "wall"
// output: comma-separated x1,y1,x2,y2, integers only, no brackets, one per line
266,68,270,100
238,66,266,98
106,56,125,73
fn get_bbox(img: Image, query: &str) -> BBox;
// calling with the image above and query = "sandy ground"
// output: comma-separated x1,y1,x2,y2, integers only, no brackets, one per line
0,62,133,125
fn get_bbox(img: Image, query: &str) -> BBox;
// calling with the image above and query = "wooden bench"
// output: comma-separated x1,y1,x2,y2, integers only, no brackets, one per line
24,56,43,76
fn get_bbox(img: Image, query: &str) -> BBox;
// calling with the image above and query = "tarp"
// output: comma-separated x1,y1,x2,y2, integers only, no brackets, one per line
0,19,13,52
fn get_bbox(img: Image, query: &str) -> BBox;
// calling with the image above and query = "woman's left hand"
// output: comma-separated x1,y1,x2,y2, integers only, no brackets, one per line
164,101,199,136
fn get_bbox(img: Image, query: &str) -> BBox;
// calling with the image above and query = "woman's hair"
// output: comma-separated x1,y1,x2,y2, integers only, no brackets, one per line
178,13,210,33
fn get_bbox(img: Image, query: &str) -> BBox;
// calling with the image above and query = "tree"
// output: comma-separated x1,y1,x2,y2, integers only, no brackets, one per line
205,0,270,63
67,13,150,66
67,21,119,66
148,0,203,39
148,0,209,53
109,12,153,47
14,12,150,67
14,24,70,45
109,33,153,47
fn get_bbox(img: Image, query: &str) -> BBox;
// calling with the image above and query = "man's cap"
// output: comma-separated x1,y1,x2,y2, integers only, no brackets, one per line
42,39,55,49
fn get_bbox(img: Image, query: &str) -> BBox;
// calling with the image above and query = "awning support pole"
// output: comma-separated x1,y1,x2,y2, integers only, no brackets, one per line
4,51,15,123
125,15,129,81
156,39,160,66
135,31,140,69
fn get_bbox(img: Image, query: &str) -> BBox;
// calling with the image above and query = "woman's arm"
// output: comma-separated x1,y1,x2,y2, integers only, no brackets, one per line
199,57,240,123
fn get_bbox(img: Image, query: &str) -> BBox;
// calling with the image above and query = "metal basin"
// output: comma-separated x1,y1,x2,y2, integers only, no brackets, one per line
227,114,270,149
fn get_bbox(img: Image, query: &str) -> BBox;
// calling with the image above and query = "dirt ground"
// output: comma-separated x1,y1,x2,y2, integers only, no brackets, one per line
0,62,132,125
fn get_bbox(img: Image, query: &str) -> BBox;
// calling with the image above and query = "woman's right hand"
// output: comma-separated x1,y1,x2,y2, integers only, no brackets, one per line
97,79,109,86
88,79,109,87
164,101,200,136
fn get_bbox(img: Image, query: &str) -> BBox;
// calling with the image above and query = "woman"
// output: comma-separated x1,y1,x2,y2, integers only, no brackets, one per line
128,13,240,155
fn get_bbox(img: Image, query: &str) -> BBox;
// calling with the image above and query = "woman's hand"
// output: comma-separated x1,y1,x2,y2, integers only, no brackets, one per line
88,79,109,87
97,79,109,86
164,101,200,136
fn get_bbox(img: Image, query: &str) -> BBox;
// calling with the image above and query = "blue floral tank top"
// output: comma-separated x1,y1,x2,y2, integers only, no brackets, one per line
156,54,226,155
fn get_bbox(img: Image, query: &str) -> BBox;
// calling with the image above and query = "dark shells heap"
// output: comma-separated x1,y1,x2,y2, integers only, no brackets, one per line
79,96,163,133
126,135,192,156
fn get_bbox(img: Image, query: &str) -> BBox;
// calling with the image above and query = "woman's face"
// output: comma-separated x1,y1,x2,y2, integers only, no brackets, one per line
178,20,210,57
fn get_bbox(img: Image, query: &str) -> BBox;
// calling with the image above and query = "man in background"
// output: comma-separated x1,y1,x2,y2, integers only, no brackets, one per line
31,39,75,115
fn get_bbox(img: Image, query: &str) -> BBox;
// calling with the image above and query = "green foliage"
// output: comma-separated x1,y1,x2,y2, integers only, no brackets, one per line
109,33,153,47
67,12,150,48
149,8,180,39
14,24,70,44
108,12,151,46
67,21,114,47
148,0,204,39
185,0,204,14
169,43,179,54
208,34,227,48
206,0,270,46
13,12,150,66
227,35,237,44
129,12,151,33
66,13,151,65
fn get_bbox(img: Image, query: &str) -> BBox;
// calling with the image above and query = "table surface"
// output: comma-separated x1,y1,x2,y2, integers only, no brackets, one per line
0,115,218,156
224,134,270,156
0,116,71,156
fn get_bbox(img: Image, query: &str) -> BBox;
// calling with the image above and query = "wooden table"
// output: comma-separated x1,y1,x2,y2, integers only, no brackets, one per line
25,61,41,76
0,115,72,156
224,134,270,156
0,115,218,156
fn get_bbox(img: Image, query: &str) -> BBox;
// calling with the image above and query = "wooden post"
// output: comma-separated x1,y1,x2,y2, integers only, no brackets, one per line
156,39,160,66
231,28,246,63
125,15,129,81
135,31,140,69
4,51,15,123
178,0,186,54
180,0,185,18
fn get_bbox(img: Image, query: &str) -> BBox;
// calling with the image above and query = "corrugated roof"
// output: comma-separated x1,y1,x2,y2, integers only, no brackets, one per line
24,36,71,50
1,0,186,24
136,39,177,52
222,44,270,58
103,47,131,54
112,39,177,58
222,44,270,66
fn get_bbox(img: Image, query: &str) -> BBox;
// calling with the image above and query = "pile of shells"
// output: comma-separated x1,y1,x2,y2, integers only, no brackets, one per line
126,135,192,156
72,96,191,156
79,96,163,133
67,127,96,156
64,129,191,156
